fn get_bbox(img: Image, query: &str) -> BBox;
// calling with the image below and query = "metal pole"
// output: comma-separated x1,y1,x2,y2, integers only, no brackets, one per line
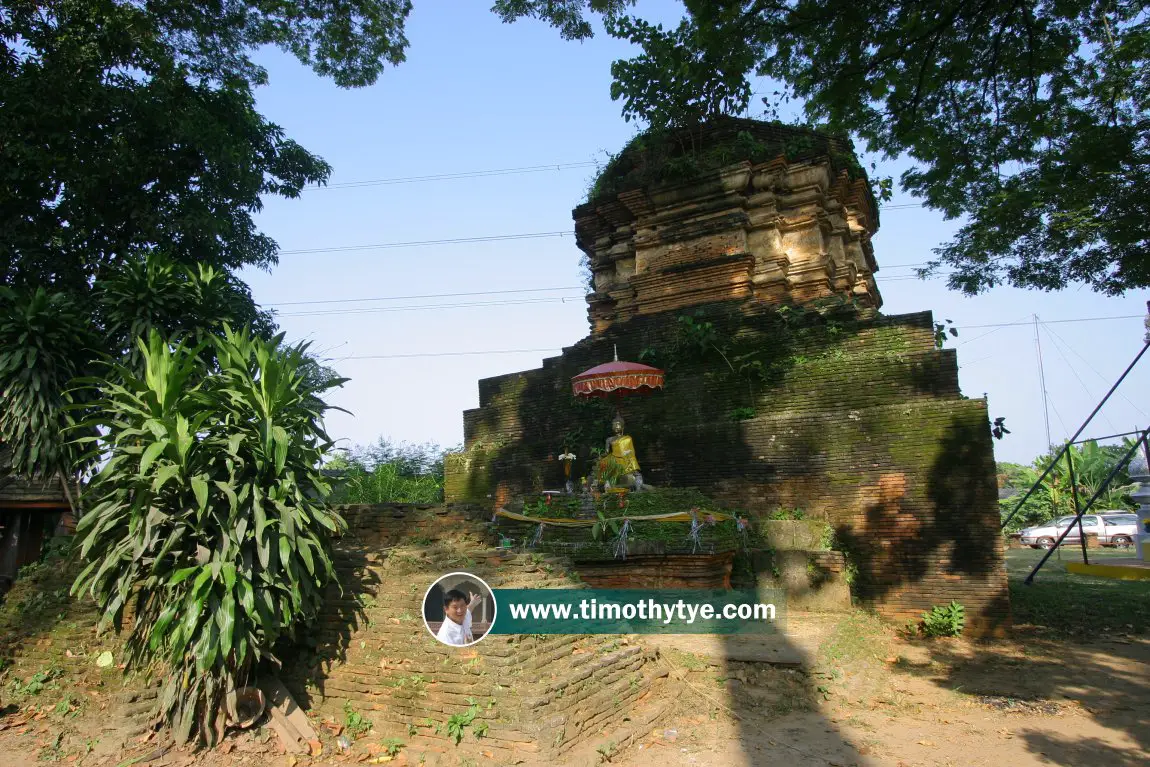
1066,447,1088,565
1070,429,1146,445
1034,315,1052,449
1025,427,1149,584
1002,339,1150,530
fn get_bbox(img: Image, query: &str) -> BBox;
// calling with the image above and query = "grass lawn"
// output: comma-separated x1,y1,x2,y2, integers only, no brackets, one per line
1006,546,1150,636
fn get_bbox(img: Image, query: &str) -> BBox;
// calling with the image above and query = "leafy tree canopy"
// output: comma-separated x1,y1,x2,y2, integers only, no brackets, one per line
2,0,398,483
1,0,413,291
502,0,1150,296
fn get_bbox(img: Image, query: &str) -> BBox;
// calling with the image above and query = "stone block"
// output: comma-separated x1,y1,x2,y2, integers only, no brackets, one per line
753,550,851,611
759,520,829,550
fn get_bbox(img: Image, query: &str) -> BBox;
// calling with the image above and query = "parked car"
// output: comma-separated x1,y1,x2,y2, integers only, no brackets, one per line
1019,514,1137,549
1097,513,1138,548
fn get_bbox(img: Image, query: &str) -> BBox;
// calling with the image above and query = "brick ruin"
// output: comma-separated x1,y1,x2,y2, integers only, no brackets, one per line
284,504,672,765
0,504,676,766
445,118,1010,633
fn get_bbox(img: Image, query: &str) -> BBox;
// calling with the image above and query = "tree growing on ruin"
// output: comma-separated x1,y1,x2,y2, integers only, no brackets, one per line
500,0,1150,296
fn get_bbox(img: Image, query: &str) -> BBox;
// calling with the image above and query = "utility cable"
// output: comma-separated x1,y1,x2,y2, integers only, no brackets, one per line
1040,323,1119,435
958,315,1143,330
306,161,598,190
277,229,565,256
956,313,1035,347
340,348,560,361
1047,396,1072,442
1040,321,1150,422
267,285,585,307
278,296,581,318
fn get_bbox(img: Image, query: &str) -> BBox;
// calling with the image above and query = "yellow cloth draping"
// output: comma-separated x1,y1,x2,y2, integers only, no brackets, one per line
493,509,738,526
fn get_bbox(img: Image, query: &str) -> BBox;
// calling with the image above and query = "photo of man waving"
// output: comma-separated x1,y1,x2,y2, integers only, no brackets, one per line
436,588,482,646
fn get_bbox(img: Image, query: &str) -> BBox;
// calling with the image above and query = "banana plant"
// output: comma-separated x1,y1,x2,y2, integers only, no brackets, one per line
70,327,347,746
591,510,622,541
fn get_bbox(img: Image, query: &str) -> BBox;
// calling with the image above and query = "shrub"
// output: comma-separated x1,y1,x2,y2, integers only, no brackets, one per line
328,439,446,504
71,328,346,746
921,601,965,638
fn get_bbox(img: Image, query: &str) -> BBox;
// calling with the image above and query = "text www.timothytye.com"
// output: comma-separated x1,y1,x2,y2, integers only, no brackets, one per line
507,598,775,625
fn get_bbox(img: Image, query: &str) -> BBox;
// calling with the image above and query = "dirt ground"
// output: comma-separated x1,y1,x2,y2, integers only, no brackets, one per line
614,626,1150,767
3,612,1147,767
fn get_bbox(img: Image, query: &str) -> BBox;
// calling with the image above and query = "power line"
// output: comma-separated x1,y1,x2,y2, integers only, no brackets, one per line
295,158,932,217
1040,321,1150,422
267,285,584,307
1040,322,1120,435
274,232,939,260
306,161,598,191
957,313,1034,347
326,314,1144,359
278,230,571,256
261,266,930,311
341,348,561,361
957,314,1143,330
278,296,582,318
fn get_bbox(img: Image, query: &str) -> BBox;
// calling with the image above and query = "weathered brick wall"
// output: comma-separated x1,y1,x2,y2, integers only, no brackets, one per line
444,304,1010,634
576,118,883,333
283,505,669,765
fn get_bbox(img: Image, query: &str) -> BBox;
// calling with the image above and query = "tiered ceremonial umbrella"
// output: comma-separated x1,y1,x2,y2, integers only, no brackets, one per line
571,347,664,411
571,347,663,493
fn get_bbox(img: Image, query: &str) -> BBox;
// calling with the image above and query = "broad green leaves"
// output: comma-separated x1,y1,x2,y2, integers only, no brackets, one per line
0,287,99,480
71,328,346,746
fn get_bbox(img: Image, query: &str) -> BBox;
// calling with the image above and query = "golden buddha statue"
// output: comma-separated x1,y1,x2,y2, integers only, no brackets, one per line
605,415,647,491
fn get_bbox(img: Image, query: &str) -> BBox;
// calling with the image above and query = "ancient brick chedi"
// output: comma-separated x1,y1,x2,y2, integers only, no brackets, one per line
445,119,1009,632
578,120,882,332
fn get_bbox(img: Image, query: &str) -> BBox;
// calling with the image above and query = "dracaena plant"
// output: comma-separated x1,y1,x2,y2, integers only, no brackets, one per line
0,287,99,502
70,327,348,746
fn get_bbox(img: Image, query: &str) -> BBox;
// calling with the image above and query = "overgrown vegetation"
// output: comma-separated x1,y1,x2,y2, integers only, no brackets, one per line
343,701,373,739
327,438,450,504
505,1,1150,296
636,300,867,413
521,486,757,553
0,256,313,511
446,703,480,745
920,602,965,638
584,121,869,204
70,329,347,747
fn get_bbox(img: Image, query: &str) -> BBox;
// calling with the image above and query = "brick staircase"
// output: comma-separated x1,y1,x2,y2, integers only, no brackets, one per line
282,504,675,766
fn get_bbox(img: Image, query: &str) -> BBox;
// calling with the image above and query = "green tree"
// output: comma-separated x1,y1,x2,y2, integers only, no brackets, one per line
1068,439,1137,509
0,254,282,503
503,1,1150,296
71,329,348,746
998,461,1057,531
1000,440,1137,530
2,0,412,292
0,288,100,504
1,0,409,491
